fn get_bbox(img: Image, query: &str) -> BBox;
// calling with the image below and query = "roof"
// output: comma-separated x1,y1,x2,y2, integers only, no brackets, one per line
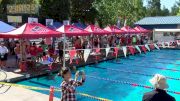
0,23,61,38
154,29,180,32
135,16,180,25
0,21,15,32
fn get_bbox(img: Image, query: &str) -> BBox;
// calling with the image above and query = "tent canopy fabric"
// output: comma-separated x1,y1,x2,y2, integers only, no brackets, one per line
134,26,150,33
84,25,110,35
0,23,61,38
121,26,137,33
56,25,90,36
0,21,16,32
104,25,124,34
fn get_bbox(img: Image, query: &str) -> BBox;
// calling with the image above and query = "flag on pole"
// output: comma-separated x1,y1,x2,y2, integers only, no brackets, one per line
117,17,121,28
124,17,127,26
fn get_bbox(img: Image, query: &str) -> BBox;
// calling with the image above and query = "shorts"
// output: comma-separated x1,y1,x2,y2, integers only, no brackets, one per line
59,50,63,58
0,53,8,61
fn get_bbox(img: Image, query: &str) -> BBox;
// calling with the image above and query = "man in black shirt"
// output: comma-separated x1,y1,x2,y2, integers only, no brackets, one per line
143,74,175,101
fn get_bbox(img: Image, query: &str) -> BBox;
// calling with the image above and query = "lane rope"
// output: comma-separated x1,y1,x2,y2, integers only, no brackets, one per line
86,75,180,95
108,62,180,72
0,82,112,101
89,65,180,81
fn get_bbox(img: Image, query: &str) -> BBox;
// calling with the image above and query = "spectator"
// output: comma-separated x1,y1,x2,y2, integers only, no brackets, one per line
60,68,85,101
0,42,9,69
142,74,175,101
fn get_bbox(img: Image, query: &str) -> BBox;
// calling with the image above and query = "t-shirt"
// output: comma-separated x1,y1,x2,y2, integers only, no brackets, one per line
41,44,47,52
29,46,37,56
0,46,8,55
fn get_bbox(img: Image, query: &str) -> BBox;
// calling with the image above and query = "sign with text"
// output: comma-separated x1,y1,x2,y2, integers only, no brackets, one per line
28,17,38,23
46,19,53,26
7,4,39,14
7,15,22,23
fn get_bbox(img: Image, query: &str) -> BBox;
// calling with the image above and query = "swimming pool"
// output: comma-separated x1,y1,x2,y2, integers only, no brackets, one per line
18,49,180,101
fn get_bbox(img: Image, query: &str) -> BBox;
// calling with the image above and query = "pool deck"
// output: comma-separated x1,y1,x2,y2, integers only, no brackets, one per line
0,86,59,101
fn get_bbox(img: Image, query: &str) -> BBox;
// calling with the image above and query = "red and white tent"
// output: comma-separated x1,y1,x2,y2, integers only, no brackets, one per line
121,26,137,34
56,25,90,36
84,24,110,35
0,23,61,38
104,25,124,34
134,26,151,33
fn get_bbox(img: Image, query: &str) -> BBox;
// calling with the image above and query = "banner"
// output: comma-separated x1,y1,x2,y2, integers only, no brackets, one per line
46,19,53,26
45,38,52,45
114,47,119,57
154,44,160,50
105,48,110,57
128,46,134,55
28,17,38,23
84,49,91,62
135,45,141,54
150,44,155,50
7,15,22,23
69,50,76,64
63,20,70,25
7,4,39,14
141,45,147,53
162,42,165,48
122,46,127,57
95,48,100,53
145,44,150,51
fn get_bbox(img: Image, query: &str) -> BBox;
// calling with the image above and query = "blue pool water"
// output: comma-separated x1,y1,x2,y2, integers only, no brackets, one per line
18,49,180,101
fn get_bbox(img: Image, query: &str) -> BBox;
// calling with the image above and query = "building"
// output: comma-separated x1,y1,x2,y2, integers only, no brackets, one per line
135,16,180,42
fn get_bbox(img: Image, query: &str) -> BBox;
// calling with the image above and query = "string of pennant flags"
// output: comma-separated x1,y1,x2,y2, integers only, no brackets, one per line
65,43,160,64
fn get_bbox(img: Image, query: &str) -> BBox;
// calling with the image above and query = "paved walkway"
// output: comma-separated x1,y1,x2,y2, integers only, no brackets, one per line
0,86,59,101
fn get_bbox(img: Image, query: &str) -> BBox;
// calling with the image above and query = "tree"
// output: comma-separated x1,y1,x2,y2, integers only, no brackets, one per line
161,6,169,16
171,0,180,15
93,0,146,27
146,0,161,16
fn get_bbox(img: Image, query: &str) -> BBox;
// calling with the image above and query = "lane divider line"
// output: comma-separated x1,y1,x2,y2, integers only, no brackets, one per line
89,66,180,81
0,82,112,101
87,75,180,95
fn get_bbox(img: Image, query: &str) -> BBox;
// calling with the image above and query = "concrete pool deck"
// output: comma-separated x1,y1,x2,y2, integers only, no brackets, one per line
0,86,59,101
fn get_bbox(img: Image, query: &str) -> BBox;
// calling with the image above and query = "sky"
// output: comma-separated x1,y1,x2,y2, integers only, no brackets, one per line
144,0,178,10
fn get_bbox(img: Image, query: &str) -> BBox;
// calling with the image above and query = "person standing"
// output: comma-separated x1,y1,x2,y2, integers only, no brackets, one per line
142,74,175,101
0,42,9,69
60,68,85,101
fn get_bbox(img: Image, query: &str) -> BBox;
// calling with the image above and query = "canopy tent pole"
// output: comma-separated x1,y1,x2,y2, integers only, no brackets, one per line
63,34,66,68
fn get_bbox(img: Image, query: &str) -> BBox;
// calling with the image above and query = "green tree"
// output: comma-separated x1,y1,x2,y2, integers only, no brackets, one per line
146,0,161,16
161,6,169,16
93,0,146,26
171,0,180,15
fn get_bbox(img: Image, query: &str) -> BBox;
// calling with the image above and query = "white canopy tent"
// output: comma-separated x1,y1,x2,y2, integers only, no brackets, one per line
153,29,180,42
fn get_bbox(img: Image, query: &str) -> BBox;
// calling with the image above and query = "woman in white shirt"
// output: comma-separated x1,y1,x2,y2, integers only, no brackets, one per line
0,42,9,69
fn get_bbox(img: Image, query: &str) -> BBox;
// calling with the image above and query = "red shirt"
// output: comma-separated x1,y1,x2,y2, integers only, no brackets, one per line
29,46,37,56
37,47,43,53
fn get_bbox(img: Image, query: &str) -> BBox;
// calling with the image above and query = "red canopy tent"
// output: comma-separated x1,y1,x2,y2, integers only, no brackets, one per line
104,25,124,34
134,26,151,33
56,25,90,36
0,23,61,38
121,26,138,34
84,24,110,35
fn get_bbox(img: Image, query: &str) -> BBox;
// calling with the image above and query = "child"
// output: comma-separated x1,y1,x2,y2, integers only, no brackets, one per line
60,68,85,101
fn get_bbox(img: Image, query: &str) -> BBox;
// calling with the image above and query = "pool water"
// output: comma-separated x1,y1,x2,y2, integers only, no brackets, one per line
18,49,180,101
